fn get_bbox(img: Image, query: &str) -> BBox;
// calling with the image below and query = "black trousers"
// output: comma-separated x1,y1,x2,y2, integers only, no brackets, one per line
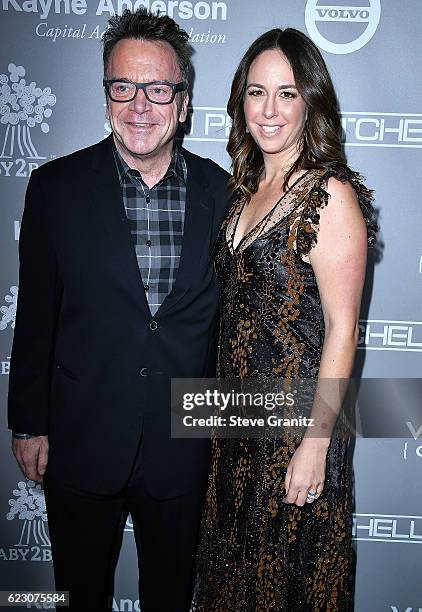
43,435,207,612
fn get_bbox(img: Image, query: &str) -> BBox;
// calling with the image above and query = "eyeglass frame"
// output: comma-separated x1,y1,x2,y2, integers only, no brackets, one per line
103,79,188,104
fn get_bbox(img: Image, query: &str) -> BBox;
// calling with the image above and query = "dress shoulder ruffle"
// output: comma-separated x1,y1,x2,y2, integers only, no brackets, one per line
296,165,378,258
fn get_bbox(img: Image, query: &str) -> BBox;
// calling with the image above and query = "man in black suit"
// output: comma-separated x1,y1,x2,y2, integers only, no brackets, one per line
8,8,229,612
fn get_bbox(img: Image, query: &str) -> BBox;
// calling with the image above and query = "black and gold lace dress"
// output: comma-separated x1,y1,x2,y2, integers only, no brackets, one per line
191,166,377,612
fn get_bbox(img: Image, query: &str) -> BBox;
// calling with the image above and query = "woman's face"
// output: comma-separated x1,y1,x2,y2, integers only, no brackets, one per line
243,49,307,160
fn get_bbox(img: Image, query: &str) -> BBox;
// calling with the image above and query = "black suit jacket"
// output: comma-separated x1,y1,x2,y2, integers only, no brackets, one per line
8,135,230,497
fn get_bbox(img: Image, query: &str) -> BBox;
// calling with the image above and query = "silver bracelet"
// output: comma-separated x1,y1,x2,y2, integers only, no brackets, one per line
12,432,38,440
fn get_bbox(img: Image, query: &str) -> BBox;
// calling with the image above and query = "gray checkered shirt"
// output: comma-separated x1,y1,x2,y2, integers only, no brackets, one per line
113,144,187,316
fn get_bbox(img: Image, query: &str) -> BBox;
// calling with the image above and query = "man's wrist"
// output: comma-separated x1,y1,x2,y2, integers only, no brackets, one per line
12,432,39,440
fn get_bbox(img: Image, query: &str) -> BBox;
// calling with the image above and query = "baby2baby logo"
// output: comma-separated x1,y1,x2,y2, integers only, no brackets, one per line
0,63,56,178
1,480,52,563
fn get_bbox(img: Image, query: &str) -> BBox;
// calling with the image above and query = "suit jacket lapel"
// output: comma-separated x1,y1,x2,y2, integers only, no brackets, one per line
156,148,215,317
90,135,151,316
89,137,215,319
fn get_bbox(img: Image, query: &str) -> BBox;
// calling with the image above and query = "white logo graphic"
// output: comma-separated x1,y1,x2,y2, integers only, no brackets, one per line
353,513,422,543
0,63,56,163
0,480,52,562
0,356,10,375
96,0,227,20
187,26,226,44
403,423,422,462
342,112,422,149
305,0,381,54
7,480,50,546
0,285,18,331
185,106,231,142
403,441,422,461
112,599,141,611
406,421,422,441
182,108,422,149
358,320,422,352
1,0,227,20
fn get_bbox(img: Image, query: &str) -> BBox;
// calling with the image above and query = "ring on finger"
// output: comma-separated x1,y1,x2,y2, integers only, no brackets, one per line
306,490,319,502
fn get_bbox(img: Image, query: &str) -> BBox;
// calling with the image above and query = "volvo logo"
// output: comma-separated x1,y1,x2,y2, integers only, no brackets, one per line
305,0,381,54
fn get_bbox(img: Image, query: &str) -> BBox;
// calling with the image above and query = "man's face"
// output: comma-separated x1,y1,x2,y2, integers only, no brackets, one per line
105,38,188,162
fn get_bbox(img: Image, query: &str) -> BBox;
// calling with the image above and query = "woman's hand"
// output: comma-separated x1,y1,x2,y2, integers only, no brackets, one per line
282,437,329,507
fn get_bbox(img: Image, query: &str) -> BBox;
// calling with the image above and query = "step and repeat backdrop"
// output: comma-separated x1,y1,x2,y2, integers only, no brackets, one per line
0,1,421,610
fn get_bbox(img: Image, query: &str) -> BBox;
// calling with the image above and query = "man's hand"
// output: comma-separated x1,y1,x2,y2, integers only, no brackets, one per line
12,436,49,484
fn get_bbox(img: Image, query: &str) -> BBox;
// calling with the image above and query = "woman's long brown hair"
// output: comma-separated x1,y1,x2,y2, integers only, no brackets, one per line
227,28,346,198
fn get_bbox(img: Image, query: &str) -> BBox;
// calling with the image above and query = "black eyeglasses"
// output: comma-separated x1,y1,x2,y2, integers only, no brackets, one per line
103,79,188,104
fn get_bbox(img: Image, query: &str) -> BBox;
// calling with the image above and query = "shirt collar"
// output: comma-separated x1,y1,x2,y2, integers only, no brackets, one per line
112,141,186,186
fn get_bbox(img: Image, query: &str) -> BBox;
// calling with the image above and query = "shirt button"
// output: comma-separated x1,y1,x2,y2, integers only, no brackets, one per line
140,367,148,377
145,196,151,204
146,239,152,247
144,284,149,291
149,320,158,331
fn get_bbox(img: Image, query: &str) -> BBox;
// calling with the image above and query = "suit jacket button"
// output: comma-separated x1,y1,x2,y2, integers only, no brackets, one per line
140,367,148,377
149,320,158,331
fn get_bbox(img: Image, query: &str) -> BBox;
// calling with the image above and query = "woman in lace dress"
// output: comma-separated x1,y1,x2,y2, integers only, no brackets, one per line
192,28,377,612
